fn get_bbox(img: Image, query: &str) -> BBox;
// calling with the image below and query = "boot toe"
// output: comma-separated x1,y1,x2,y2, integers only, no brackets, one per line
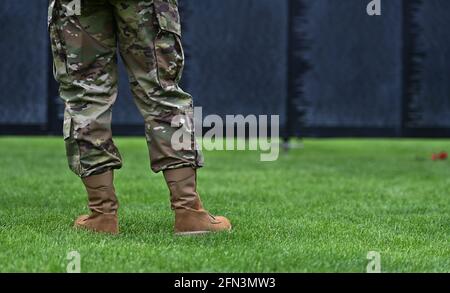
74,215,90,227
212,216,232,231
73,214,119,234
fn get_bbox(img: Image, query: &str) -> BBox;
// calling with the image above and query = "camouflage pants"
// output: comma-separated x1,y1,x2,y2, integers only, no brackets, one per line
48,0,203,177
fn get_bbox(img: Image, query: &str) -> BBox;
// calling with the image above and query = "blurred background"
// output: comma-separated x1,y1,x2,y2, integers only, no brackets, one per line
0,0,449,138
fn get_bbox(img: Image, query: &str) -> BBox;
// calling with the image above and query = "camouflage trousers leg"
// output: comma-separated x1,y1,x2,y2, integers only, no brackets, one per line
48,0,203,177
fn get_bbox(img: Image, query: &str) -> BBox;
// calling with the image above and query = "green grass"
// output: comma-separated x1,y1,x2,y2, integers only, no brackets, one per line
0,137,449,272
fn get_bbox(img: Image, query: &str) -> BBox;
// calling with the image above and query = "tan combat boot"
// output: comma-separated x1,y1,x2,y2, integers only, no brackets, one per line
163,167,232,235
74,170,119,234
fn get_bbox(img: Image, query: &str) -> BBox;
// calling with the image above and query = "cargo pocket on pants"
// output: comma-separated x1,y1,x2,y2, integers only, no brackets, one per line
153,0,185,89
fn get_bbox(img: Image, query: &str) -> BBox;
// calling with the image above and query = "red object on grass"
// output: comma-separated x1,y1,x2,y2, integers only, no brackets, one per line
431,152,448,161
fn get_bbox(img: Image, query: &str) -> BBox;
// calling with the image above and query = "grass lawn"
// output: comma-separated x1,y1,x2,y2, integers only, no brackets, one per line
0,137,448,272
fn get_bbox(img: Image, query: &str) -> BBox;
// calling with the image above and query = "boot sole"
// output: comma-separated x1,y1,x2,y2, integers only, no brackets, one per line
175,230,211,236
175,226,232,236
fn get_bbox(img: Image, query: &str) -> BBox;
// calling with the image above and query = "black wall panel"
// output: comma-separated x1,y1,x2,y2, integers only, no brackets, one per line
405,0,450,128
179,0,289,124
0,0,49,124
291,0,403,131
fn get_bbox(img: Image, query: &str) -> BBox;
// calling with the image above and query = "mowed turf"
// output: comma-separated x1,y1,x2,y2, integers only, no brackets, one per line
0,137,448,272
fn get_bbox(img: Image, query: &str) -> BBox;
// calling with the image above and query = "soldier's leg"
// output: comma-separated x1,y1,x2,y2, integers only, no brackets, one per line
49,0,122,178
112,0,231,235
49,0,120,233
112,0,203,173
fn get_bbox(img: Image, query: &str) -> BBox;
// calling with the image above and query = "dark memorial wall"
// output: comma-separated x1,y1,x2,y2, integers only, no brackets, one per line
405,0,450,129
290,0,403,133
288,0,450,136
179,0,289,124
0,0,48,125
0,0,449,137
